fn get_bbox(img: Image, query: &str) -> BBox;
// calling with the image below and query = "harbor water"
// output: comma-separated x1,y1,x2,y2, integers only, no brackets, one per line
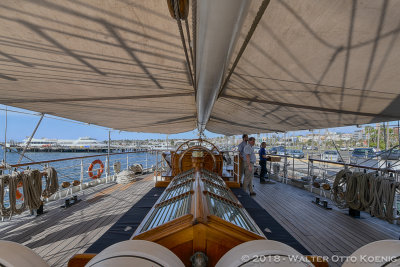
0,148,158,208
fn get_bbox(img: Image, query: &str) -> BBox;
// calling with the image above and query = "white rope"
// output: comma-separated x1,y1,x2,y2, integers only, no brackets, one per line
0,173,26,217
0,170,43,218
332,169,352,209
0,175,12,217
333,169,400,222
21,170,42,211
42,167,59,198
129,164,143,174
116,170,135,184
12,172,25,215
345,172,363,210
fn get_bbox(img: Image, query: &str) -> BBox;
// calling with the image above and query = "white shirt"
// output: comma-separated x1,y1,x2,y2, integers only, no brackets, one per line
244,144,256,164
238,140,247,159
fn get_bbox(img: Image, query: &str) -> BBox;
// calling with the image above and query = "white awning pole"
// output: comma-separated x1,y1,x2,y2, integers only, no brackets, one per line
196,0,251,133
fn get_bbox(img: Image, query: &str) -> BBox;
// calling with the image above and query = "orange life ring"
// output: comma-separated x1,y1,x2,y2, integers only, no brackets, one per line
88,159,104,179
16,181,24,201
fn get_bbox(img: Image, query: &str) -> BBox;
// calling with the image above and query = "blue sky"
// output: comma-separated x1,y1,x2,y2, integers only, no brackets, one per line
0,105,386,142
0,105,221,141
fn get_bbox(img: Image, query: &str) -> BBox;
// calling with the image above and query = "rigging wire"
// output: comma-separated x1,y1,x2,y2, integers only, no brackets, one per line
173,0,195,87
0,106,110,130
191,0,197,96
184,19,194,77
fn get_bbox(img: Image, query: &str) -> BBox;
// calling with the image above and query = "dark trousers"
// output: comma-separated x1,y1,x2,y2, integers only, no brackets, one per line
259,160,267,182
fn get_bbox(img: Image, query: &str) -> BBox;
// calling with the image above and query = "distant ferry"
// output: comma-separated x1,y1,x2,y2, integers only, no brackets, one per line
19,137,104,149
12,137,121,153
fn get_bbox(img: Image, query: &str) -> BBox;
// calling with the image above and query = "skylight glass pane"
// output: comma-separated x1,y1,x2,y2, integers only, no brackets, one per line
206,194,260,234
141,194,191,232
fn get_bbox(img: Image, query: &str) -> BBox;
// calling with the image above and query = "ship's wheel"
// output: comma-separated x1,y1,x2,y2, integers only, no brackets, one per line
178,145,217,172
174,139,220,154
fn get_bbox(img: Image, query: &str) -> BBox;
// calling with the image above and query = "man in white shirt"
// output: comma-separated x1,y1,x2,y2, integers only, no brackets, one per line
243,137,256,196
237,134,248,184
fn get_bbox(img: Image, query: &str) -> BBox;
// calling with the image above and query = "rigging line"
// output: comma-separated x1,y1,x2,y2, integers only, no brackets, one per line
184,19,194,77
192,0,197,96
0,143,46,169
217,0,271,98
174,0,195,88
0,107,107,129
17,114,44,165
229,72,400,96
221,94,400,120
2,92,194,104
330,139,345,165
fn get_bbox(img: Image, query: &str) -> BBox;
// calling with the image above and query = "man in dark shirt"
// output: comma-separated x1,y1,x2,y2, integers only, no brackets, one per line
259,142,268,184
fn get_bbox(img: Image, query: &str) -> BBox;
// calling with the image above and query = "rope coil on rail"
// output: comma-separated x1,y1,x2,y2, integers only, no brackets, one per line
0,168,59,218
332,169,400,222
42,167,59,198
21,170,42,211
332,169,352,209
1,174,12,217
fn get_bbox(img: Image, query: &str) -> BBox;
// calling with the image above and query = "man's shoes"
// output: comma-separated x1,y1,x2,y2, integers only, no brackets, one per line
250,192,256,196
260,181,266,184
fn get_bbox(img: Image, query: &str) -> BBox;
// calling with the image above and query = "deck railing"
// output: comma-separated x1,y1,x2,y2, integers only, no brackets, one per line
264,153,400,183
0,150,158,206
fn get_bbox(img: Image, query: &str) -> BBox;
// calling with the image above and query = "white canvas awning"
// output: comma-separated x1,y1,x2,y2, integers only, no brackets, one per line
1,0,400,135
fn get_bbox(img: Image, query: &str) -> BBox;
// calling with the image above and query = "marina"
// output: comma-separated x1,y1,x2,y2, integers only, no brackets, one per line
1,0,400,266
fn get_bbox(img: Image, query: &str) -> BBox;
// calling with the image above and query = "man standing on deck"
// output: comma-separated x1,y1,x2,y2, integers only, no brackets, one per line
237,134,248,185
243,137,256,196
259,142,268,184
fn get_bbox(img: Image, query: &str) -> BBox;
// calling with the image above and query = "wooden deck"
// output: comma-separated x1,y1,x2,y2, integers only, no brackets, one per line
252,178,400,266
0,174,399,266
0,174,154,267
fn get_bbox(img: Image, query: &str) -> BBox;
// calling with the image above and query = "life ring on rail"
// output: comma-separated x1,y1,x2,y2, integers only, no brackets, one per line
16,181,24,201
88,159,104,179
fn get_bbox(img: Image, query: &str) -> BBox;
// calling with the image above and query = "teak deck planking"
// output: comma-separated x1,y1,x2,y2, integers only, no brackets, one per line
0,174,398,266
251,179,399,266
0,175,154,267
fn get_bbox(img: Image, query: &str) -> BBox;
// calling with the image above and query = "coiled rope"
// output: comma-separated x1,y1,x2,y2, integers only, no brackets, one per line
1,175,13,217
21,170,42,211
0,173,26,217
116,170,135,184
332,169,400,222
332,169,352,209
0,168,58,218
42,167,59,198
